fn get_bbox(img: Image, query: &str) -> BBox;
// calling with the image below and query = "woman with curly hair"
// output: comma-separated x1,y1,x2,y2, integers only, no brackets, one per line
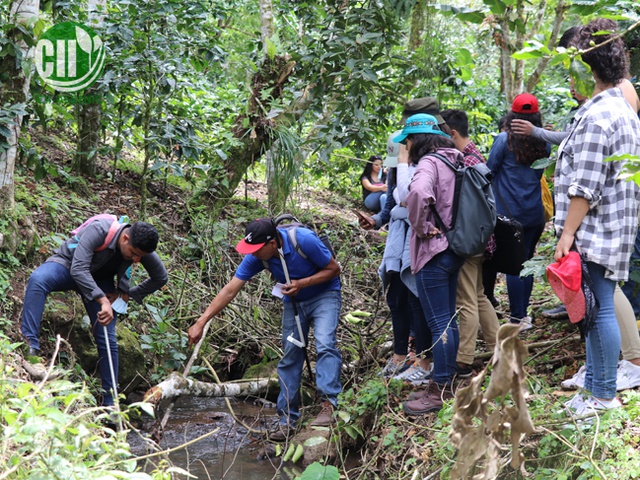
359,155,387,212
487,93,550,328
558,18,640,414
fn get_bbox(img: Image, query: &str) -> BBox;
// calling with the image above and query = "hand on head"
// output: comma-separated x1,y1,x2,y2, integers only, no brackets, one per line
510,119,534,136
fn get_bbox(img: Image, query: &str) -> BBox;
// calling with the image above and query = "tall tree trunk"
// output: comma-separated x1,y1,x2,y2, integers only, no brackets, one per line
0,0,40,215
409,0,426,50
492,0,567,105
259,0,284,213
525,0,567,92
205,56,296,214
73,0,106,176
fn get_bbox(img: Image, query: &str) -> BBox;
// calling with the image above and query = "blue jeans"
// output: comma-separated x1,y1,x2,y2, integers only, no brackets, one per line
278,289,342,426
584,262,620,399
415,250,464,384
364,192,387,213
21,261,119,406
621,227,640,317
507,223,544,320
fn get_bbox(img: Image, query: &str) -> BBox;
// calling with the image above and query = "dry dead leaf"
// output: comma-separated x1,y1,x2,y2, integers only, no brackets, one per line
449,323,534,478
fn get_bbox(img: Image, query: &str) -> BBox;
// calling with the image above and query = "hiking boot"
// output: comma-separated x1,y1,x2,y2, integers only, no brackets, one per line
269,424,295,442
540,304,569,320
310,400,335,426
455,362,473,378
379,357,411,378
407,384,433,401
28,347,40,358
561,365,586,390
403,382,454,415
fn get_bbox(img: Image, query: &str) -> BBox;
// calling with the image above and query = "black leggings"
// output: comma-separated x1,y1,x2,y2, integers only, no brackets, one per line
386,272,431,358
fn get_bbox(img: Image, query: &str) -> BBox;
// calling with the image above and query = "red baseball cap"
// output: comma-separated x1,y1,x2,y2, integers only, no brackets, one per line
511,93,539,114
546,251,585,324
235,218,277,254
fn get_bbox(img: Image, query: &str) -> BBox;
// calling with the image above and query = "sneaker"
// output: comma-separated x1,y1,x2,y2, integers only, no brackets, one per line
392,364,421,381
403,382,454,415
510,316,533,331
379,357,410,378
564,392,588,411
616,360,640,390
540,304,569,320
393,363,433,383
561,365,586,390
310,400,335,426
567,394,622,416
403,364,434,386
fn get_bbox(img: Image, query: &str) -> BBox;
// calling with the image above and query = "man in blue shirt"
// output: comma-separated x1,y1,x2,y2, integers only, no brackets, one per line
188,218,342,440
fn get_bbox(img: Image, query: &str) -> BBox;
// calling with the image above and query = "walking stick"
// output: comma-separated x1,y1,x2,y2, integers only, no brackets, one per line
103,325,123,431
152,319,213,441
278,248,314,382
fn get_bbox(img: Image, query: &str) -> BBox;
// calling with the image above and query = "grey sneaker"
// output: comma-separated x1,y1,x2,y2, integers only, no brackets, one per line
379,358,411,378
400,364,434,386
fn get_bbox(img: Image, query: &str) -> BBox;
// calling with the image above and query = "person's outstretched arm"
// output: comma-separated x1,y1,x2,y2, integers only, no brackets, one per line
511,119,568,146
188,276,246,346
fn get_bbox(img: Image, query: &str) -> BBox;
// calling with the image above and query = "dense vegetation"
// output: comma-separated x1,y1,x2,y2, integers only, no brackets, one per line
2,0,640,479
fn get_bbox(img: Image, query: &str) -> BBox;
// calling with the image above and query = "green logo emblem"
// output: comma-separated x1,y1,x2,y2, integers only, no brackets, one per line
35,22,105,92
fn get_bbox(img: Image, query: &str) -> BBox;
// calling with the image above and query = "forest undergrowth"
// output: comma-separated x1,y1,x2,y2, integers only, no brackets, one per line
2,129,640,479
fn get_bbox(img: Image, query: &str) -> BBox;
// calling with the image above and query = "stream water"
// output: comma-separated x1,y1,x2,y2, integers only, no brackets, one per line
127,396,298,479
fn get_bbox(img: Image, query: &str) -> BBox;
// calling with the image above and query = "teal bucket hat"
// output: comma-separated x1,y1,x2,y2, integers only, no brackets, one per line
393,113,450,144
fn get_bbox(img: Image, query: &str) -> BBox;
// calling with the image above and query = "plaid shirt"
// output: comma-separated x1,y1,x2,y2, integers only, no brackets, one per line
462,142,497,256
554,88,640,280
462,142,485,167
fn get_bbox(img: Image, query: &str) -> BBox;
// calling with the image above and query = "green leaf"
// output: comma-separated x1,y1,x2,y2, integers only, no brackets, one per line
512,41,549,60
304,436,328,447
531,157,555,170
454,48,473,67
265,38,277,60
300,462,340,480
569,57,595,98
483,0,507,15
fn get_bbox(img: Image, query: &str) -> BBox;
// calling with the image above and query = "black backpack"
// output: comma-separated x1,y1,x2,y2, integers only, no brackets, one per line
429,153,497,257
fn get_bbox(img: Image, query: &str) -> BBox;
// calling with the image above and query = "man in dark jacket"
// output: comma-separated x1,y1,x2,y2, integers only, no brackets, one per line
21,218,168,406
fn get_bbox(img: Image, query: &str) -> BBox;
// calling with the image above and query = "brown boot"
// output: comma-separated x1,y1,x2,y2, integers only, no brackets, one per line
310,400,335,426
403,382,454,415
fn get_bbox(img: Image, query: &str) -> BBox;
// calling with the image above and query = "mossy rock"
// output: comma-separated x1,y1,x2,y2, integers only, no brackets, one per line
35,296,145,397
243,359,278,379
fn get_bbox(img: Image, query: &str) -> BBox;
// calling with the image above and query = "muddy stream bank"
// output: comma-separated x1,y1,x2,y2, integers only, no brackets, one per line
128,396,299,479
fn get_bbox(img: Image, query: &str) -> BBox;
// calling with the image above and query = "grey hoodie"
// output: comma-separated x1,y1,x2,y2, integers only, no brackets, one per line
46,218,168,304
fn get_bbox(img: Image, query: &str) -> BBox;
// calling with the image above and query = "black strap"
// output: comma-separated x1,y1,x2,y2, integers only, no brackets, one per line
492,175,514,219
464,151,484,163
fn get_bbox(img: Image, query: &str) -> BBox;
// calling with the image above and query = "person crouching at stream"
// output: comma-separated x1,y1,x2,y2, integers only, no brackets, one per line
21,218,168,407
187,219,342,442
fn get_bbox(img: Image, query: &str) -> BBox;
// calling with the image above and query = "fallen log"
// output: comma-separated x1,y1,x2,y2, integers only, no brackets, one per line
143,372,279,405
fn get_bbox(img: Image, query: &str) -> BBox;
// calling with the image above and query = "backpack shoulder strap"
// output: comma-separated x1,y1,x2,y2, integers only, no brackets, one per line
71,214,117,236
95,220,122,252
287,227,308,259
429,152,458,171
